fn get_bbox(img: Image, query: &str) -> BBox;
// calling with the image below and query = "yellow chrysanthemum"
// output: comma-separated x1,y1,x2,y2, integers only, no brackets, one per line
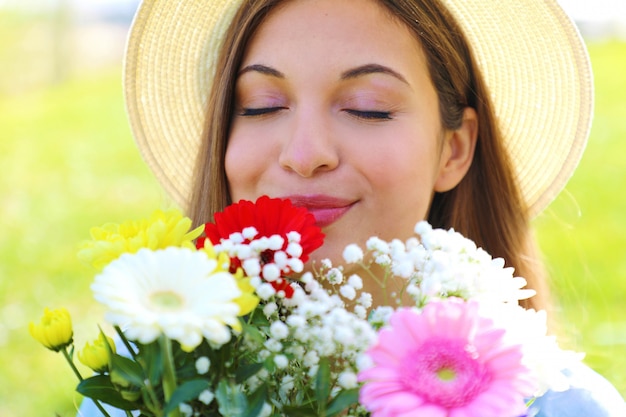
78,209,203,270
78,332,116,373
200,241,259,320
234,277,259,318
29,307,73,352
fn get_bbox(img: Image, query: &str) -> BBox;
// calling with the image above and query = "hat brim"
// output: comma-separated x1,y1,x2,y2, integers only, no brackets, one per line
124,0,593,217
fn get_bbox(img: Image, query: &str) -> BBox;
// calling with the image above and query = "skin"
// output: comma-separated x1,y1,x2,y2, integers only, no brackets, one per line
226,0,477,299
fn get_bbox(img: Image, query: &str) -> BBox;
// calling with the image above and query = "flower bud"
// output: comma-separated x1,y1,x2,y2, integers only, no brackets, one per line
78,332,116,373
29,307,73,352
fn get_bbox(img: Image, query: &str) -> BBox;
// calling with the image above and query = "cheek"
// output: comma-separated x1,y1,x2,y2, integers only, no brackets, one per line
358,133,441,191
224,134,259,198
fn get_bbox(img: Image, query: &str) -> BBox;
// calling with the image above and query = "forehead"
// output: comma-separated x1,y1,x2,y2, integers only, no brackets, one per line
241,0,426,74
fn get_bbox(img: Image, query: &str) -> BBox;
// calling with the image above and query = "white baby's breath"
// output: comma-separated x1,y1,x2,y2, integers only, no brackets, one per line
198,389,215,405
268,235,284,250
366,236,389,254
242,226,258,240
242,258,261,277
262,263,281,282
256,283,276,299
195,356,210,375
286,242,303,258
270,321,289,340
357,292,373,308
263,302,278,317
340,285,357,300
228,232,245,244
274,354,289,369
343,244,364,263
354,305,367,319
178,403,193,417
303,350,320,367
347,274,363,290
326,268,344,285
338,371,358,389
286,231,301,242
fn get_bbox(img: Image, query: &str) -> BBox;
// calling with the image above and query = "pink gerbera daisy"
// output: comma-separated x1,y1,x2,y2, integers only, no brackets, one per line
358,299,535,417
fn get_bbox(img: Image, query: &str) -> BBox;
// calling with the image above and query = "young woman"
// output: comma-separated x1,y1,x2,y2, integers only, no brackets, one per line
81,0,624,415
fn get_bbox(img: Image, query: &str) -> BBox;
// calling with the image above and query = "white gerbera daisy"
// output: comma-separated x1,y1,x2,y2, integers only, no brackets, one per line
91,247,242,350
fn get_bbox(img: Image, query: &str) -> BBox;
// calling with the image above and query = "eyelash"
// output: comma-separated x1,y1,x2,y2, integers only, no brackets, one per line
344,109,393,120
239,107,286,117
238,107,393,120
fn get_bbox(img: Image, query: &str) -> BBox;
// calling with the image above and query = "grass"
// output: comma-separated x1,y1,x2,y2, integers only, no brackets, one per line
0,71,164,416
1,13,624,416
533,39,626,396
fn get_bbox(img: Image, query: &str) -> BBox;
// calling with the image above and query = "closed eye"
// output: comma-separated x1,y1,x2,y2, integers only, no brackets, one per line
239,106,287,117
344,109,393,120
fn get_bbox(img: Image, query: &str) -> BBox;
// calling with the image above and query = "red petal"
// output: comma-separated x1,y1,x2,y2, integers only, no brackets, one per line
198,196,324,261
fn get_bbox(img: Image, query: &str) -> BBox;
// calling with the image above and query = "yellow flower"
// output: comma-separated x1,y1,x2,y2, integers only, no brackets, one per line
234,277,259,318
78,332,116,373
200,241,259,320
78,209,203,270
29,307,73,352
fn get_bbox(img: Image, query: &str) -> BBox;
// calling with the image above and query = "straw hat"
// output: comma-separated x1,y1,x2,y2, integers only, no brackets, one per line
124,0,593,217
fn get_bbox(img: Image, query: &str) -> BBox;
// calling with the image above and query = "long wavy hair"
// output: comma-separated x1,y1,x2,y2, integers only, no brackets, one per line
189,0,550,312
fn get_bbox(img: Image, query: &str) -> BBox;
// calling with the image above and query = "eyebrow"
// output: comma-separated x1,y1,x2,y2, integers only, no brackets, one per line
237,63,409,85
238,64,285,78
341,64,409,85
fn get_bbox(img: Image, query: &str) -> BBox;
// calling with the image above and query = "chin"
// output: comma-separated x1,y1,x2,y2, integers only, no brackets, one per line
307,243,343,268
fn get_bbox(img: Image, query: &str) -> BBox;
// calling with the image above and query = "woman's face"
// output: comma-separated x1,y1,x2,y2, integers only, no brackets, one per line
226,0,469,270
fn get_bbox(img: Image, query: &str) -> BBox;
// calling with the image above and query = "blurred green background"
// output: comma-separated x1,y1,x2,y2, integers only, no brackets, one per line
1,4,624,416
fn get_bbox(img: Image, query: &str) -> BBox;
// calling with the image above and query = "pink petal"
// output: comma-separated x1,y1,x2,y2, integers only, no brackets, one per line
389,309,428,347
429,299,477,340
395,403,447,417
369,391,425,414
358,364,399,382
360,379,406,401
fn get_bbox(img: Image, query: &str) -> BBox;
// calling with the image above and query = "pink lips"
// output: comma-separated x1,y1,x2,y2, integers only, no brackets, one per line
284,195,355,228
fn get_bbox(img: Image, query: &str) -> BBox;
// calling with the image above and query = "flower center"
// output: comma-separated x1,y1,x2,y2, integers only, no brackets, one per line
149,290,184,310
437,367,456,381
400,337,490,408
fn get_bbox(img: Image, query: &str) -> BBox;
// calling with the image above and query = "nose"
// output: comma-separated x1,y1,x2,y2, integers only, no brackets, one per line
278,108,339,177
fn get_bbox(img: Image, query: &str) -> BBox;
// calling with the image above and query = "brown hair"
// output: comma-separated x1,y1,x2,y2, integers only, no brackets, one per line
189,0,550,312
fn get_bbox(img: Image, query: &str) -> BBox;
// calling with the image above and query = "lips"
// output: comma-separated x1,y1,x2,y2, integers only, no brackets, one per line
282,194,355,228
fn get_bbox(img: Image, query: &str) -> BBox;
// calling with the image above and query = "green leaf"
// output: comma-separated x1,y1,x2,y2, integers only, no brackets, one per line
138,340,163,385
235,362,264,384
77,375,138,410
242,322,266,345
248,312,271,328
110,353,146,388
325,388,359,416
242,384,268,417
162,379,210,414
315,358,331,414
281,405,318,417
216,379,248,417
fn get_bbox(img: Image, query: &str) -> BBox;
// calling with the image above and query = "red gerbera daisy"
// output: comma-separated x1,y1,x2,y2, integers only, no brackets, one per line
196,196,325,297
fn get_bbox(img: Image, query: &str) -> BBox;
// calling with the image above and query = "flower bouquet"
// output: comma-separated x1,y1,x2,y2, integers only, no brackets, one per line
31,196,581,417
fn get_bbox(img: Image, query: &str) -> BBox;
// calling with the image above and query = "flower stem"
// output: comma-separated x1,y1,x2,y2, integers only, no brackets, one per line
114,325,138,360
62,347,84,381
62,347,113,417
159,335,181,417
143,378,164,416
360,261,390,305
